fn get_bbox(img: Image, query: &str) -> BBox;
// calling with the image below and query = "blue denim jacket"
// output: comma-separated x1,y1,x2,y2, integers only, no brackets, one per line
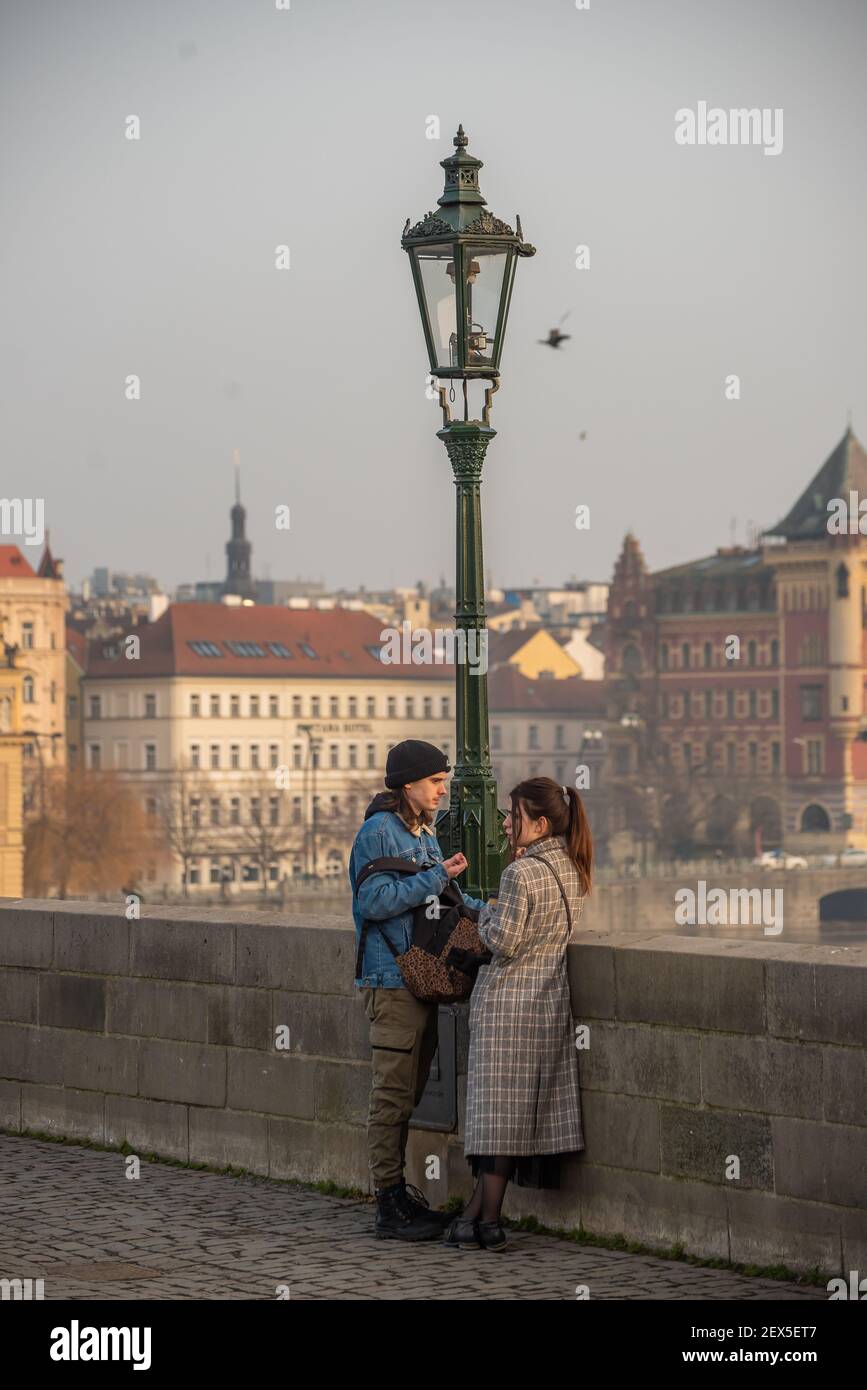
349,803,487,988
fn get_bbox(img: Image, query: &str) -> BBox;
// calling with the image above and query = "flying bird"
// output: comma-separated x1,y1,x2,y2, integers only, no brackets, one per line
538,312,571,349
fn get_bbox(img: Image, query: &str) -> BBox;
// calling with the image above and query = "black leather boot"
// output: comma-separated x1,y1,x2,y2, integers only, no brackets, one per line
374,1182,444,1241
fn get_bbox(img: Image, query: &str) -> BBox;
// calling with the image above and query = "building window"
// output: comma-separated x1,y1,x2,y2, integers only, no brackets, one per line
311,697,321,717
659,644,669,671
190,694,201,716
210,744,220,770
681,643,691,669
749,690,758,719
250,797,261,825
230,744,240,769
269,743,279,769
801,685,822,721
555,724,565,749
770,639,779,666
145,693,156,718
348,697,358,718
441,697,450,718
230,695,240,717
89,743,102,769
422,697,432,718
703,642,712,669
492,725,501,750
727,742,736,773
293,744,303,769
748,741,758,774
190,744,201,770
210,695,220,717
269,694,279,717
89,694,101,718
771,689,779,719
330,696,339,717
387,697,397,718
331,794,340,819
366,696,376,717
771,742,780,774
806,739,823,775
210,798,220,826
292,796,302,824
21,622,34,649
250,744,260,769
250,695,260,717
726,690,735,719
329,744,339,769
188,861,201,886
748,640,757,667
528,725,539,750
348,743,358,769
704,690,712,719
269,795,279,826
682,741,692,773
367,743,376,769
230,797,241,826
191,798,201,829
292,695,302,717
406,697,415,718
144,743,156,771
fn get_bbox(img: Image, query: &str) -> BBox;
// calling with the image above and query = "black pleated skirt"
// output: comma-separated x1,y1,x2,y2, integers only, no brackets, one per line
466,1151,577,1189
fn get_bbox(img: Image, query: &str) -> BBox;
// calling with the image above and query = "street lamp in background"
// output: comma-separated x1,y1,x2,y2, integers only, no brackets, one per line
297,724,322,880
401,125,535,898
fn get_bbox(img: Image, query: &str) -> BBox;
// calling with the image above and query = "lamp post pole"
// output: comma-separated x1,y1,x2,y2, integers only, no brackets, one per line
401,126,535,900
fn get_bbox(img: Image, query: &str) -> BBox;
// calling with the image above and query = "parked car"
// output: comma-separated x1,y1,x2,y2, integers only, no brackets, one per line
837,846,867,868
752,849,808,870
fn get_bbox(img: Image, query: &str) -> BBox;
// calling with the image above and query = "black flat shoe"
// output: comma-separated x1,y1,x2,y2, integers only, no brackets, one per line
443,1216,481,1249
477,1220,508,1251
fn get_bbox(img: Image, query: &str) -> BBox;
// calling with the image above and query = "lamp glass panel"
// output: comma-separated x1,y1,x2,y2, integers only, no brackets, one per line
416,246,459,369
463,246,508,367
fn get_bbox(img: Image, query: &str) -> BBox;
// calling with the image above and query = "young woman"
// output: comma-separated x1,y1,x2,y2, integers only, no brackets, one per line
445,776,593,1252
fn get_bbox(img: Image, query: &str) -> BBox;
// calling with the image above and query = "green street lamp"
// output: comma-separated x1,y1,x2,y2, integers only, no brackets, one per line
401,125,535,899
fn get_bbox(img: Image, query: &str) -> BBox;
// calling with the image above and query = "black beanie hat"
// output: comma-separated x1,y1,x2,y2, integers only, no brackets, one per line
385,739,451,789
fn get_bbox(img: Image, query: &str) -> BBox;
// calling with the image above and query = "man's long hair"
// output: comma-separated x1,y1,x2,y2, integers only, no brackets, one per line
377,786,430,831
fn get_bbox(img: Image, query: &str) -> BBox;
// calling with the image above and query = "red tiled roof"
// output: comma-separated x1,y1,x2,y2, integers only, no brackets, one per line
488,666,608,714
84,603,457,680
66,626,87,669
0,545,36,578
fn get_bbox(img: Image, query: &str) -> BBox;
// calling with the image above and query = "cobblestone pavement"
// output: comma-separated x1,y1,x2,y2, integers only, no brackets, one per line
0,1135,826,1301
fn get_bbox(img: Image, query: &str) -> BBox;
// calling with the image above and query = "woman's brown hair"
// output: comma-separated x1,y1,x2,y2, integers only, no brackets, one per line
508,776,593,895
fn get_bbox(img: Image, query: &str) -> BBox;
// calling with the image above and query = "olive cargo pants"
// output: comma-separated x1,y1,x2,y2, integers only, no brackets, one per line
360,986,439,1190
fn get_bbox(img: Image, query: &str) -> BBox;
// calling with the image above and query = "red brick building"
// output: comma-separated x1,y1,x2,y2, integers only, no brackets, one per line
604,428,867,856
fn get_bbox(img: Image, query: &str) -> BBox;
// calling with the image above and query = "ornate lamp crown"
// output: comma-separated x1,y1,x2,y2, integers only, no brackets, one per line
401,126,536,252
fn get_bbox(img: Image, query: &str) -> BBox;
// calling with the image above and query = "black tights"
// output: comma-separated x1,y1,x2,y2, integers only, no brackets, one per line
462,1157,516,1224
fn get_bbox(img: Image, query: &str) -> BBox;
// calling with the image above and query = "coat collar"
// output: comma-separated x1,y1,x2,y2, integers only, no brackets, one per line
522,833,566,859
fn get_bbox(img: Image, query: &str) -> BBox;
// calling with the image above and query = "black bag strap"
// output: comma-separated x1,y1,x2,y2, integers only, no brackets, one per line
353,855,422,978
534,854,574,939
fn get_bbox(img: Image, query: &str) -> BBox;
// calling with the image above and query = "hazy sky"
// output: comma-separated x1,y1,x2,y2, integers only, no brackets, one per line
2,0,866,595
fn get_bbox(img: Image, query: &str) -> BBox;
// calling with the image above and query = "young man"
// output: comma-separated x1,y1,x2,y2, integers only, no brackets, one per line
349,739,486,1240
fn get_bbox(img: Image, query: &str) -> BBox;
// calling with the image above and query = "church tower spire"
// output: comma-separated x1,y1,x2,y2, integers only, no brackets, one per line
223,450,256,599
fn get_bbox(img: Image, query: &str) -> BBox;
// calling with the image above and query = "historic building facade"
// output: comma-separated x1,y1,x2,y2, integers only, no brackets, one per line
82,602,456,894
603,428,867,856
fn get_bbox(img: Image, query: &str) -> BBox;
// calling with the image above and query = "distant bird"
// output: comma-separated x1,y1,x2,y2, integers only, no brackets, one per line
538,312,571,349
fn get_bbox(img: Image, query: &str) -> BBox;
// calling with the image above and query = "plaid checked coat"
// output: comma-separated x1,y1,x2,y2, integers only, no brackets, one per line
464,833,585,1156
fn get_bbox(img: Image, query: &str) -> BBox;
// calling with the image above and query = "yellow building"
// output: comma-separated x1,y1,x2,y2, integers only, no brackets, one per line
0,656,25,897
488,627,582,680
0,545,68,815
